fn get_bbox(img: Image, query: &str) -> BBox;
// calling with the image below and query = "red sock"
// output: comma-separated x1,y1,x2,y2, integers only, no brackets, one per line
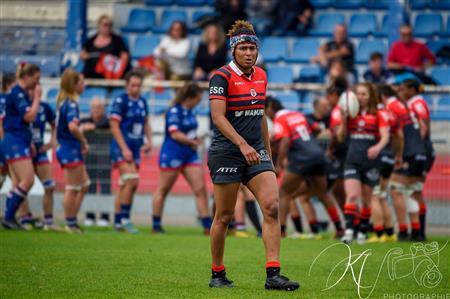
266,260,280,269
360,207,371,221
212,264,225,272
327,206,340,223
374,224,384,237
399,223,408,233
419,203,427,215
344,203,357,216
411,222,420,231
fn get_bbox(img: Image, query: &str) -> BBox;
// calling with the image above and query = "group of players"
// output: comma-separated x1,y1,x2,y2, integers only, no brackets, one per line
264,75,433,245
0,64,214,234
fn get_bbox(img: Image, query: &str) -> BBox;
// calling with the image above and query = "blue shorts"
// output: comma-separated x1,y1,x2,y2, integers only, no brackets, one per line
111,141,141,167
2,133,32,164
159,148,201,170
56,144,84,168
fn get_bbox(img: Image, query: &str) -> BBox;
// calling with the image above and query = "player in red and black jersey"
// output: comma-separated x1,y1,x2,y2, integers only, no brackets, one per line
266,98,343,240
207,20,299,291
338,83,390,244
401,79,434,240
387,79,428,241
368,84,404,242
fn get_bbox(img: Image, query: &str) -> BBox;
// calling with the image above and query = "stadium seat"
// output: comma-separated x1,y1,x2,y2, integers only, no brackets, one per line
335,0,365,9
109,88,126,100
260,37,287,62
272,91,300,110
286,38,320,63
426,40,447,54
348,14,377,37
80,87,108,101
310,13,345,37
153,10,187,34
267,66,294,84
0,55,19,73
430,0,450,9
374,15,389,37
356,40,386,64
430,67,450,85
309,0,334,8
150,88,174,115
175,0,205,6
192,10,217,25
413,14,442,37
46,88,59,102
410,0,429,9
447,16,450,36
298,66,323,83
145,0,173,5
39,57,61,77
366,0,389,9
431,111,450,121
132,36,160,59
300,92,315,113
121,9,155,33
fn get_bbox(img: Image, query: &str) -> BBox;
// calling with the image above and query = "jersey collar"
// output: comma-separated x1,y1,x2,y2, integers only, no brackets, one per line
275,109,290,118
229,60,255,80
386,96,397,105
408,94,424,104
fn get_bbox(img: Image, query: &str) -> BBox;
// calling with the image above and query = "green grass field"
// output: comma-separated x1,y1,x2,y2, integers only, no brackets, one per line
1,227,449,298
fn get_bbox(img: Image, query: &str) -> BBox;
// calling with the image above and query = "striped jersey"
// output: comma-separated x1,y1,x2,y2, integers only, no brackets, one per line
209,61,267,153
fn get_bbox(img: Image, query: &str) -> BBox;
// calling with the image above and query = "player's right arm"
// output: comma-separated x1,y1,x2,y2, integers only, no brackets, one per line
109,97,132,161
209,74,260,166
67,102,88,153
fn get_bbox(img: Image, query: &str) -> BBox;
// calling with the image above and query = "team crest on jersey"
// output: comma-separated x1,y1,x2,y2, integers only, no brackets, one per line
358,120,365,127
138,100,144,108
250,88,257,97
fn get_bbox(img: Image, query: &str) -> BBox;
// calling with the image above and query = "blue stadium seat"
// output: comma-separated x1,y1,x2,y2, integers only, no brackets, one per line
175,0,205,6
267,67,294,84
39,57,60,77
309,0,334,8
430,67,450,85
310,13,345,37
356,40,386,64
431,111,450,121
109,88,126,100
348,14,377,37
410,0,430,9
272,91,300,110
0,55,18,73
132,36,160,59
374,15,389,37
298,66,323,83
335,0,365,9
286,39,320,63
260,37,287,62
121,9,155,33
300,92,315,113
438,96,450,107
46,88,59,102
80,87,108,101
153,10,187,34
192,11,217,24
430,0,450,9
447,16,450,36
145,0,173,5
151,88,174,115
426,40,447,54
413,14,442,37
366,0,389,9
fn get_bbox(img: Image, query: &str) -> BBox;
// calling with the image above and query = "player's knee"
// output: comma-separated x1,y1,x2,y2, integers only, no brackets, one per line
261,199,279,220
216,211,234,226
127,178,139,190
21,176,35,190
346,194,359,204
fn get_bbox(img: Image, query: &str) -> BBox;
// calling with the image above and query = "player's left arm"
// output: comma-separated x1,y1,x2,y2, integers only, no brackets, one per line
392,128,404,167
261,113,272,159
412,101,430,139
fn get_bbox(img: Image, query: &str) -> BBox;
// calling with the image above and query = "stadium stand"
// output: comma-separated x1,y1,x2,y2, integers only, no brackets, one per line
121,9,156,33
131,35,160,59
309,13,345,36
413,13,443,37
348,13,377,37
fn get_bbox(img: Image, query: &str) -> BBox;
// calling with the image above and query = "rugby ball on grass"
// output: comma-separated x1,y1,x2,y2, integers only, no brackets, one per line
338,91,359,118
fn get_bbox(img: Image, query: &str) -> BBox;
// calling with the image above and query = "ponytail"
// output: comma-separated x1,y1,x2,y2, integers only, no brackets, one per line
16,63,40,79
171,82,202,107
57,68,81,107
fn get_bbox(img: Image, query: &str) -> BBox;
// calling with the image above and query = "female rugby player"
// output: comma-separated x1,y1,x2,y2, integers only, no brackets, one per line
338,83,390,244
1,64,41,229
56,68,90,233
207,20,299,291
152,83,211,234
110,70,152,233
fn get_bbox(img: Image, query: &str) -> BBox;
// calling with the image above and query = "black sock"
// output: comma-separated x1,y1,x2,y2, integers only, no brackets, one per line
360,218,370,234
334,220,342,231
281,225,286,235
228,221,236,230
245,201,262,234
100,213,110,221
86,212,95,220
309,221,320,234
344,213,355,230
211,269,226,279
419,214,426,237
385,227,394,236
291,216,303,233
266,267,280,278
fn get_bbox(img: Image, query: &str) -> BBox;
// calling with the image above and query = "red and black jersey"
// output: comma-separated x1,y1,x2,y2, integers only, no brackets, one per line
345,109,389,162
209,61,267,153
378,105,399,156
386,97,426,158
406,94,434,157
273,109,326,164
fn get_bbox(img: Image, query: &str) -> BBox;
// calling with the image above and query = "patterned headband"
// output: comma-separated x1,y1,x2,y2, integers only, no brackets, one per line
230,34,260,51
